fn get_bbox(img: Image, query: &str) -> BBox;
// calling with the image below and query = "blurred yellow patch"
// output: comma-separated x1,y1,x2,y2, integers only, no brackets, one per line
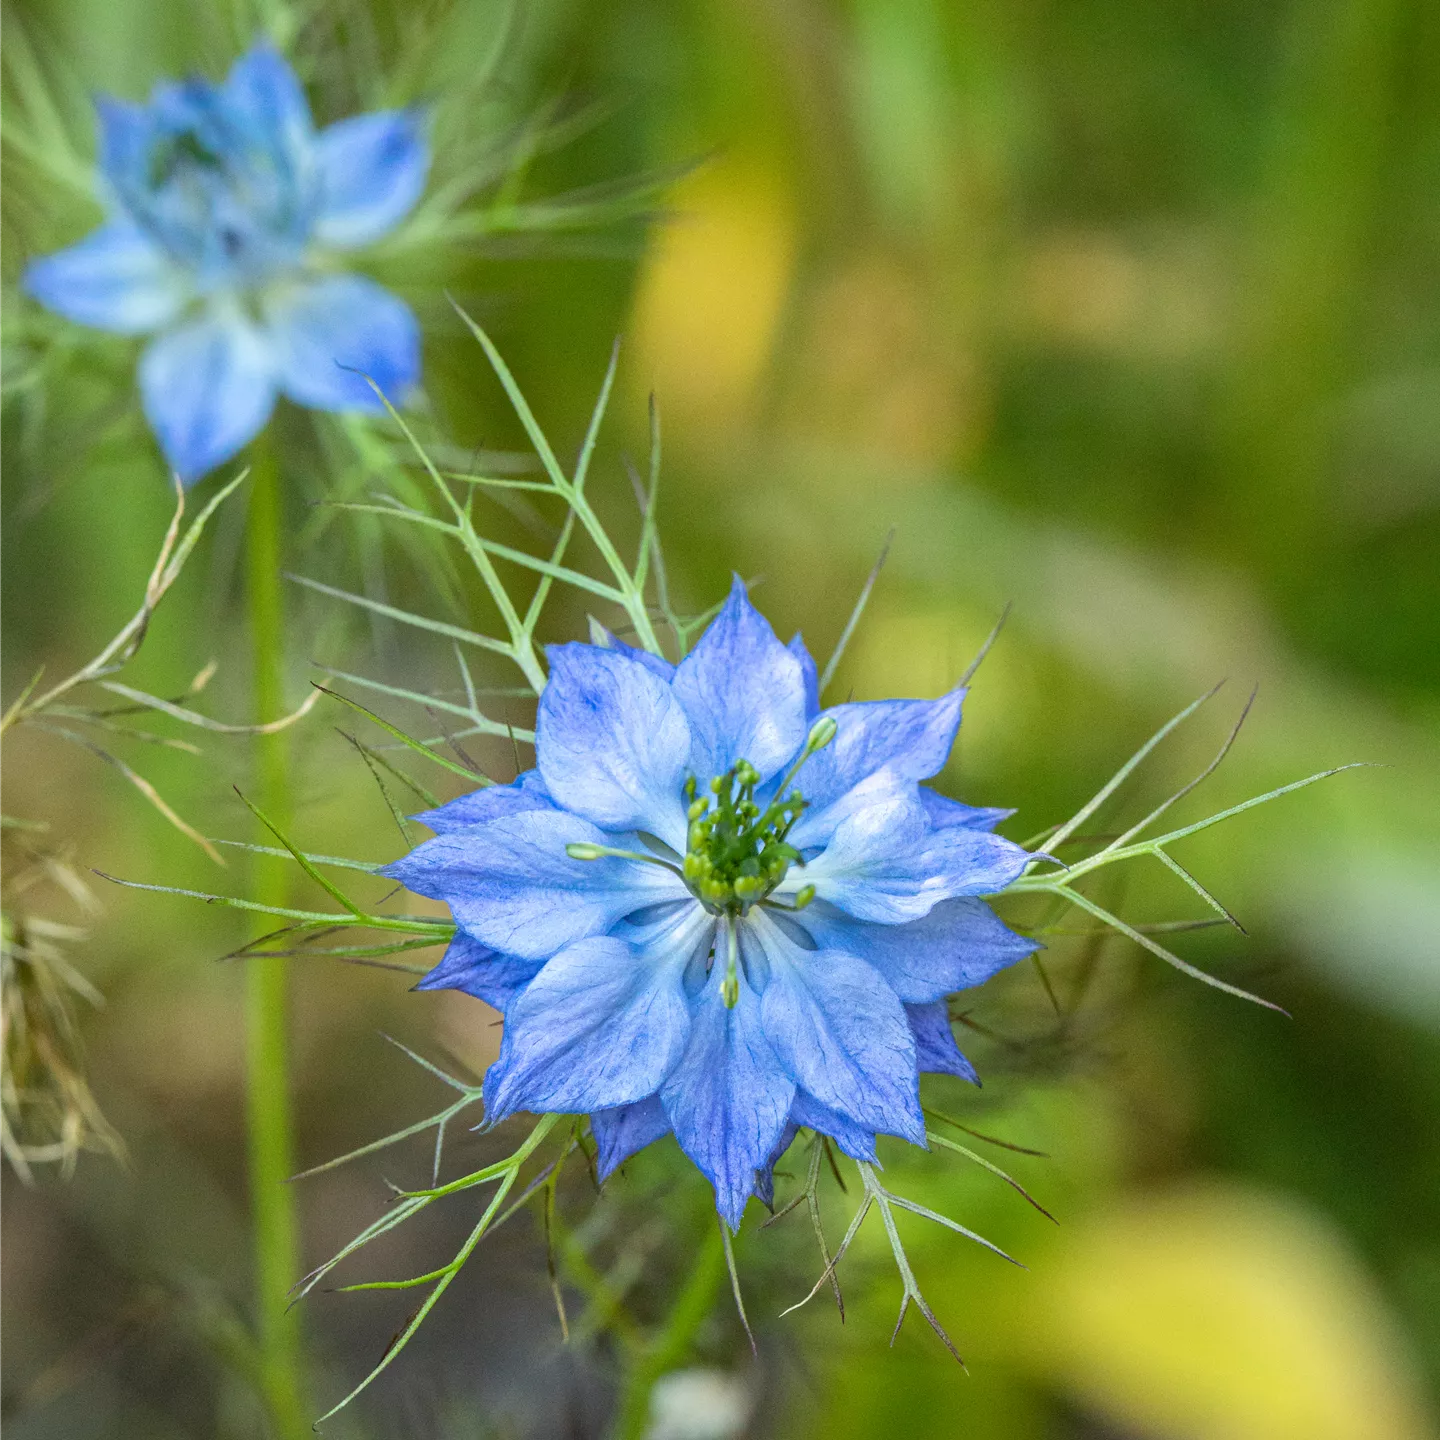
629,165,796,438
1025,1183,1436,1440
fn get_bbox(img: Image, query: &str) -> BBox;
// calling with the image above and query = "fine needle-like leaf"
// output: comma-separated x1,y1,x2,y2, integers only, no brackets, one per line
314,685,490,781
819,529,894,696
925,1131,1057,1223
232,788,363,918
1040,683,1225,855
958,602,1012,687
719,1218,756,1356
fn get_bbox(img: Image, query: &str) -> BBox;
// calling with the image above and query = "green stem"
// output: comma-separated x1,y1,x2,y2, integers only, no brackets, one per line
244,434,308,1438
610,1223,727,1440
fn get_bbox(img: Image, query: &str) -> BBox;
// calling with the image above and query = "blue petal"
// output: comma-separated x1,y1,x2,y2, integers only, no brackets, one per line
537,644,692,850
416,771,553,834
382,807,687,960
590,623,676,681
790,1092,878,1161
139,307,276,481
789,636,823,720
313,110,429,248
796,896,1037,1003
907,1001,979,1085
795,774,1031,923
753,1121,800,1207
264,274,419,412
22,221,190,335
671,577,809,783
483,932,694,1120
750,910,923,1143
591,1096,672,1182
661,962,796,1230
796,686,965,824
413,930,543,1010
788,634,820,719
95,96,153,200
222,42,313,160
920,789,1013,833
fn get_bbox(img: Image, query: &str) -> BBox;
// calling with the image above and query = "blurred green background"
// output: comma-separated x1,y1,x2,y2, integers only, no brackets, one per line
3,0,1439,1437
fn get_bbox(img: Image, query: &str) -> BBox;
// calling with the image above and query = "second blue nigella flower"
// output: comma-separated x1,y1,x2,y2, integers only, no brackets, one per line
386,581,1038,1228
23,42,428,482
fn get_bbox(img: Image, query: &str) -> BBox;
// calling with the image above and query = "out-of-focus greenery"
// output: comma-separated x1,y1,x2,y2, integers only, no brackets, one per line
3,1,1438,1438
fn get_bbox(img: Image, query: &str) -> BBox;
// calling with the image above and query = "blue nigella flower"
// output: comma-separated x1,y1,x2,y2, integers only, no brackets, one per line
22,42,428,482
386,581,1037,1227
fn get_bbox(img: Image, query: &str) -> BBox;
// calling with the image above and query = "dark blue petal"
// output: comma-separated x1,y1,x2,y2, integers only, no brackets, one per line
793,687,965,829
671,577,808,783
537,643,692,849
483,934,693,1120
416,771,553,834
138,307,276,481
413,929,543,1010
797,773,1031,923
264,275,419,412
591,1096,672,1182
313,110,430,248
907,1001,979,1085
751,911,923,1143
787,634,820,719
382,807,687,959
22,221,190,334
753,1121,800,1207
919,789,1013,833
797,896,1037,1004
661,963,796,1230
790,1092,878,1161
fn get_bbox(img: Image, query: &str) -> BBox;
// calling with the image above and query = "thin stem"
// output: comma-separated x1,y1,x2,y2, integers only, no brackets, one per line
243,435,308,1439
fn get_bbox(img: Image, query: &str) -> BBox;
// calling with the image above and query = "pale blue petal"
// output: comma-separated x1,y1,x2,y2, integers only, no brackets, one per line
382,807,687,959
313,111,429,248
222,42,313,159
95,97,152,198
790,1092,878,1161
788,634,820,719
483,934,693,1120
661,963,796,1230
750,911,922,1143
794,686,965,828
796,896,1037,1003
416,771,553,834
907,1001,979,1085
263,274,419,412
671,577,808,783
537,643,692,850
22,221,190,334
591,1096,671,1182
413,930,542,1009
920,789,1012,833
591,624,676,681
139,308,276,481
794,774,1031,923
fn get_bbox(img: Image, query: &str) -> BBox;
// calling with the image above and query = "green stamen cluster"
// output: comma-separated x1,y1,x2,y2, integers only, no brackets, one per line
680,716,837,919
682,761,807,914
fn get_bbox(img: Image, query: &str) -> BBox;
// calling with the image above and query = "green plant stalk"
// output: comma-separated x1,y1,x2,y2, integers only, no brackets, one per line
611,1223,727,1440
244,436,308,1438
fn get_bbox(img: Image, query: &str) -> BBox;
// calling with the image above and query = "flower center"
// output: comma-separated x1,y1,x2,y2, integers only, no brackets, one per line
682,760,806,915
679,715,838,920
